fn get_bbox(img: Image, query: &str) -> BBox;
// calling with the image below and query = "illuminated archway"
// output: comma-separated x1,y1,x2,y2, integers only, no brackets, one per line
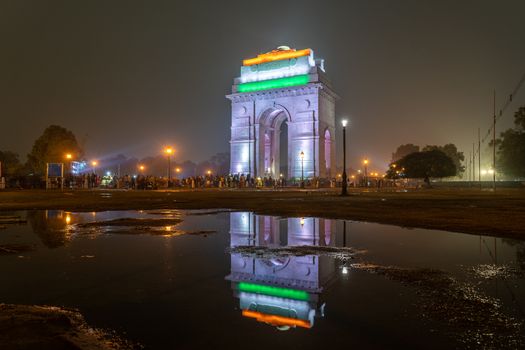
227,47,337,179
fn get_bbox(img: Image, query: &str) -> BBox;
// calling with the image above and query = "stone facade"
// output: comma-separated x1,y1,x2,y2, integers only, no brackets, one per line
227,48,338,179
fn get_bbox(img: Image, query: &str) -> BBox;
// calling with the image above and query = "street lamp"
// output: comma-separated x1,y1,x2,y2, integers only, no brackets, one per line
164,147,174,187
138,165,145,173
64,153,74,175
91,161,98,175
341,119,348,196
363,159,369,187
300,151,305,188
207,170,212,176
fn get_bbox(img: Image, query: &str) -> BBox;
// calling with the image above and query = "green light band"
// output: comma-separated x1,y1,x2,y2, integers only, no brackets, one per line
238,282,309,301
238,75,309,93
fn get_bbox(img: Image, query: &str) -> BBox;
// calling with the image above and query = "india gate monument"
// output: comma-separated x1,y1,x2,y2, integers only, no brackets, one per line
227,46,337,179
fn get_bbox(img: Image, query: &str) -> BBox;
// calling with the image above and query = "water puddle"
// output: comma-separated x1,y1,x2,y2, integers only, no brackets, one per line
0,210,523,349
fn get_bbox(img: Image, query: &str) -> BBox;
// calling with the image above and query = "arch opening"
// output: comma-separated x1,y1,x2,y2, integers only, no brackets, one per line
324,129,331,176
259,109,289,179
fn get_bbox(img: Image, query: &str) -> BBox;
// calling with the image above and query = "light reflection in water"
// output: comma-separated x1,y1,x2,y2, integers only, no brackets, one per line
227,212,337,330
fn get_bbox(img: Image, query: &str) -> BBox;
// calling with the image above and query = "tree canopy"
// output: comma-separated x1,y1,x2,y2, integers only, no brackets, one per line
391,149,457,184
26,125,83,175
391,144,420,162
496,106,525,178
0,150,22,177
422,144,465,176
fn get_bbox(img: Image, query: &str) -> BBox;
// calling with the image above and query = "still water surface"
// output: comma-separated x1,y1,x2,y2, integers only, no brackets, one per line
1,210,524,349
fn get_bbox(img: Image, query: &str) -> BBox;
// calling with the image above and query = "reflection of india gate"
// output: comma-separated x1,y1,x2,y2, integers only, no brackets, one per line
227,46,338,179
226,212,337,329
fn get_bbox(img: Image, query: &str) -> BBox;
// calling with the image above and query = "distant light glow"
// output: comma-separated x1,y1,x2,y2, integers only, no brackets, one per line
238,282,309,301
242,310,311,329
342,266,348,274
341,119,348,127
243,48,311,66
238,75,309,93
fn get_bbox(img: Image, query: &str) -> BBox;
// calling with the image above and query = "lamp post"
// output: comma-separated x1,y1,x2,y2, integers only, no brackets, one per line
65,153,73,190
164,147,173,188
363,159,369,187
91,161,98,174
341,119,348,196
65,153,72,173
300,151,305,188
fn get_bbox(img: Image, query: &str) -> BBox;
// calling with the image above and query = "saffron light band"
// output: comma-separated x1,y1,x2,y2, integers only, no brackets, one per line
242,310,311,329
243,48,311,66
238,74,309,93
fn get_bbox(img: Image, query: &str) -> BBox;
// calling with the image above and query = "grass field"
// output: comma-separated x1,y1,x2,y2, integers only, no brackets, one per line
1,187,524,239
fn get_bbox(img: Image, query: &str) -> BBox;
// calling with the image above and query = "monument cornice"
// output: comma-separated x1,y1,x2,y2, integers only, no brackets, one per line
226,83,338,103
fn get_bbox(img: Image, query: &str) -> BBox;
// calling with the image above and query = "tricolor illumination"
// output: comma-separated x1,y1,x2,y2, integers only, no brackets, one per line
243,48,311,66
238,282,309,301
242,310,311,329
238,75,309,93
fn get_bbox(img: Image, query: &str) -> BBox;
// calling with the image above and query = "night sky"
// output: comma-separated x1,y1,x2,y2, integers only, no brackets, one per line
1,0,524,171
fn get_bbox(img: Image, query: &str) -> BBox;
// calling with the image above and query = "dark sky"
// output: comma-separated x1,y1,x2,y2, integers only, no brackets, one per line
1,0,524,171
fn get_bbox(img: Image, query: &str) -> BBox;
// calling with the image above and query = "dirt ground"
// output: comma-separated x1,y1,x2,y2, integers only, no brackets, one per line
0,187,524,240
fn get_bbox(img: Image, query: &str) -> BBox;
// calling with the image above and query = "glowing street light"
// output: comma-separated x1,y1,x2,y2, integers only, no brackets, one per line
64,153,73,177
91,161,98,175
341,119,348,196
207,170,212,175
164,147,174,187
363,159,369,187
300,151,305,189
138,165,145,173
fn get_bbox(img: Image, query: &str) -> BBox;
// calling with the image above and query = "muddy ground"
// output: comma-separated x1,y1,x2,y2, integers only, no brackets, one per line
1,188,524,239
0,304,135,349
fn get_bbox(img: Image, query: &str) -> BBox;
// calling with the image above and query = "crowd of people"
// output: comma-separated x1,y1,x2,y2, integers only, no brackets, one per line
28,171,401,190
3,169,406,190
50,172,377,189
58,173,293,189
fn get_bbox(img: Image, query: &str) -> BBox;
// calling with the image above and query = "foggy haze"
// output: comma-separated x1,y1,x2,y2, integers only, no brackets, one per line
1,0,524,172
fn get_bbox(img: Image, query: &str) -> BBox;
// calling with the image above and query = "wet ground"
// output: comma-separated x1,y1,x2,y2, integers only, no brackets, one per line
1,210,524,349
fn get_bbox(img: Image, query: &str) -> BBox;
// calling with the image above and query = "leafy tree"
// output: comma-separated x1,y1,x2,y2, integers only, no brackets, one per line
385,163,402,179
391,144,420,162
393,149,457,185
422,143,465,176
0,150,22,177
26,125,83,175
496,106,525,178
